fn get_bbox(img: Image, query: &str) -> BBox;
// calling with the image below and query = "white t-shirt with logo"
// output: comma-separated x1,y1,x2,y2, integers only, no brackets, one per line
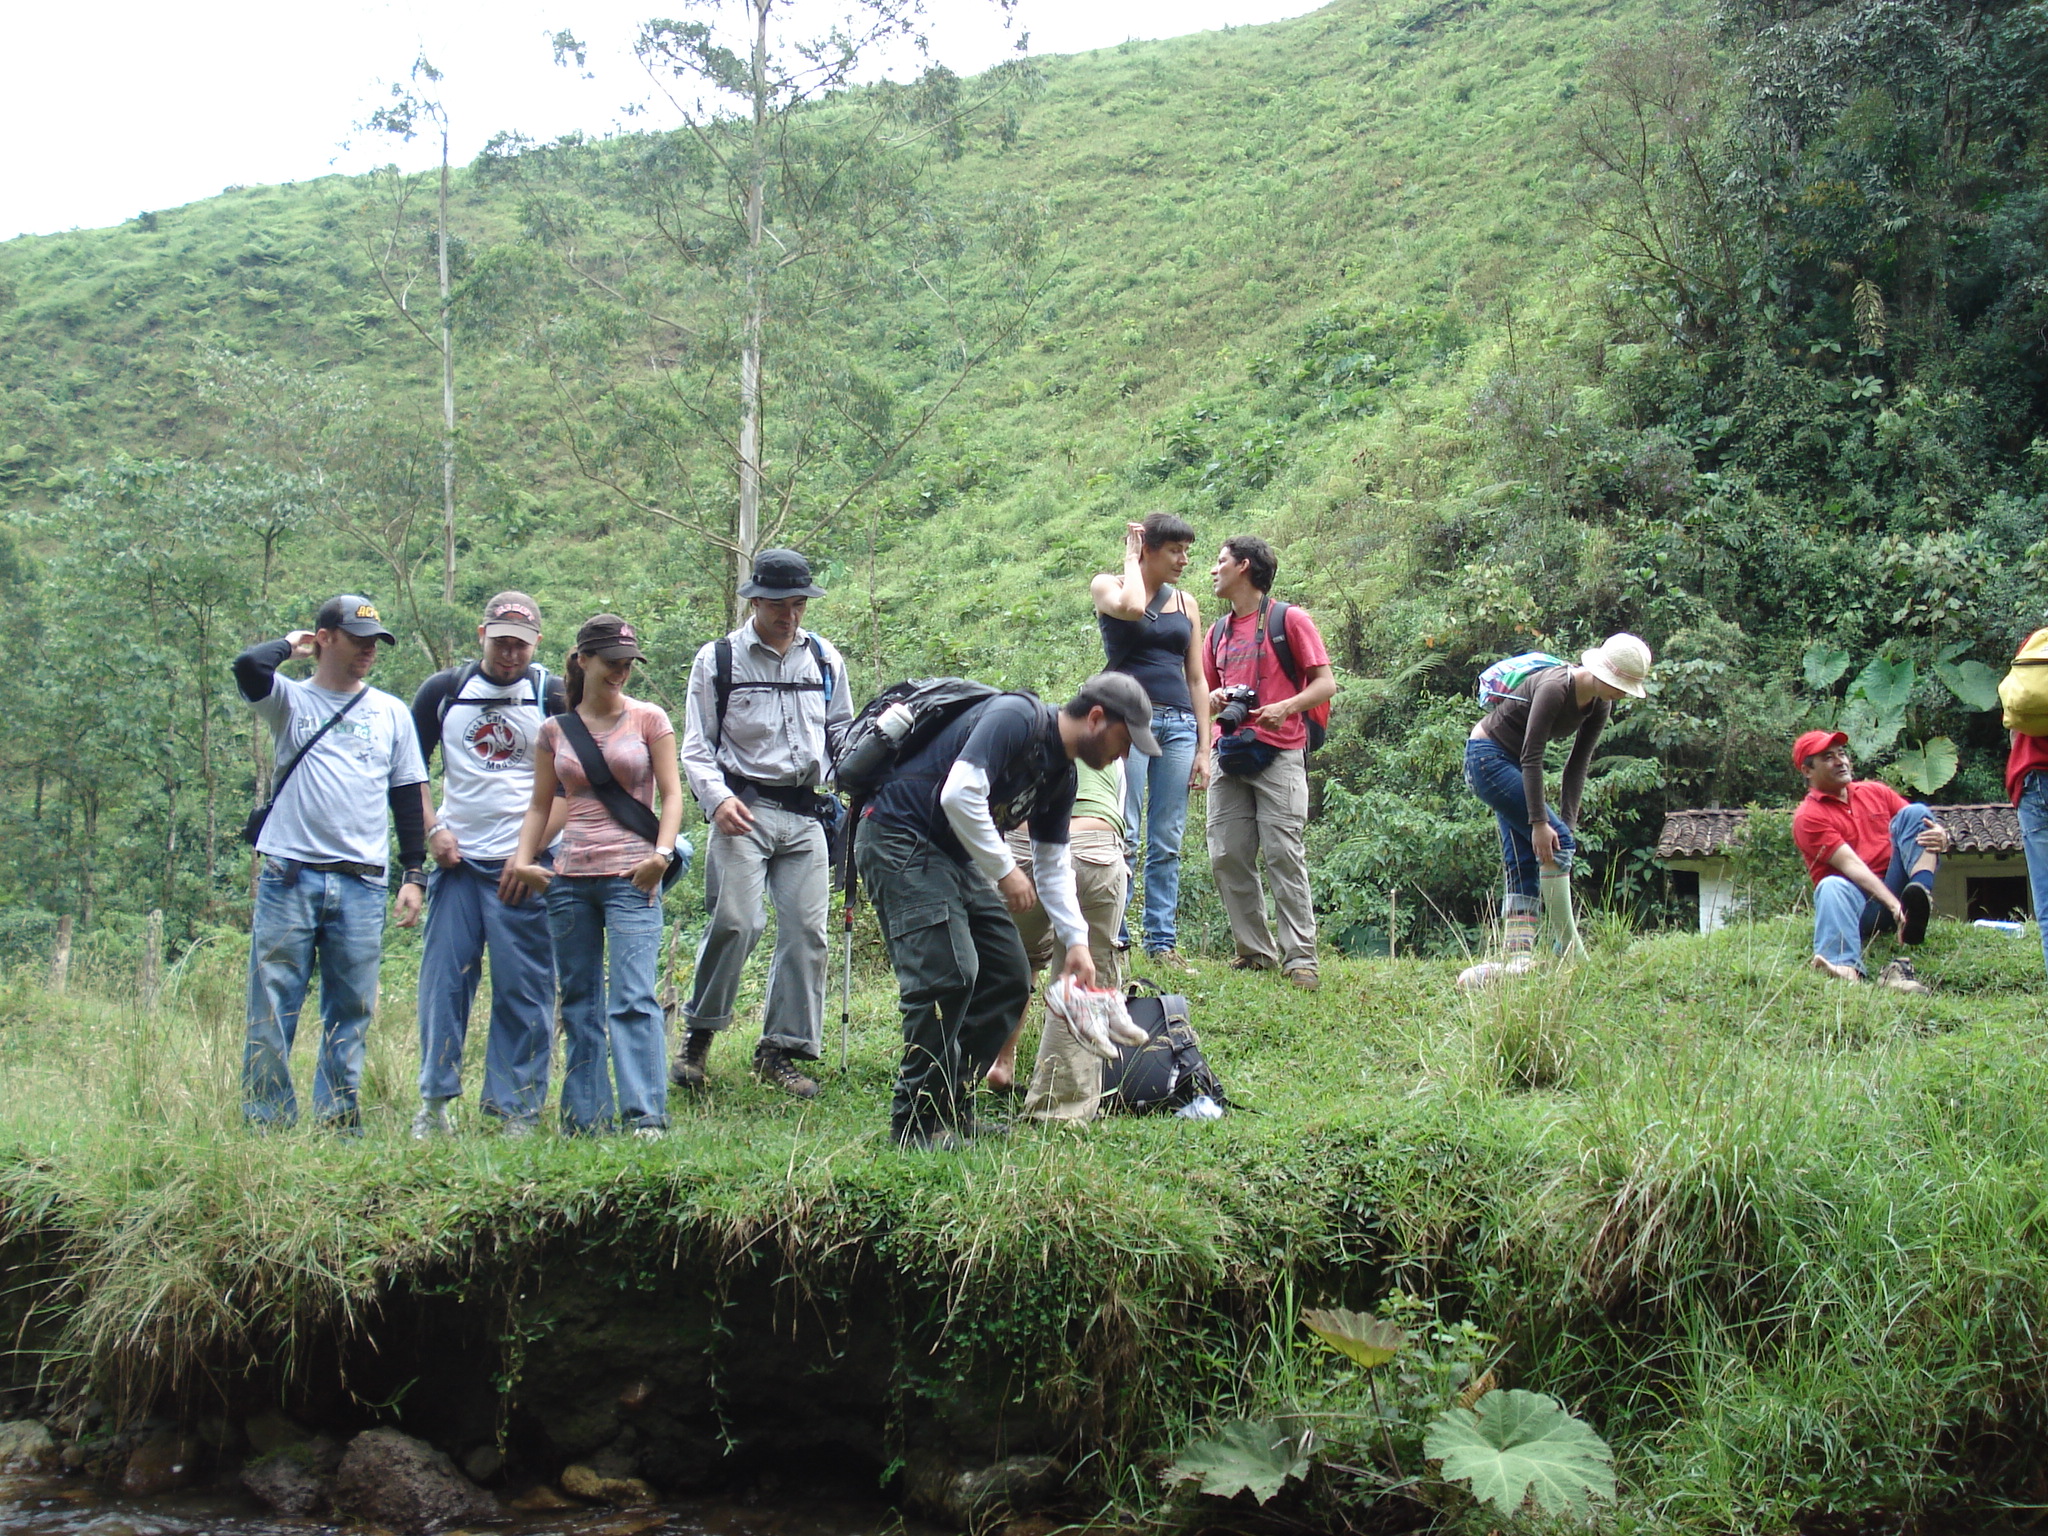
253,677,428,870
417,664,558,861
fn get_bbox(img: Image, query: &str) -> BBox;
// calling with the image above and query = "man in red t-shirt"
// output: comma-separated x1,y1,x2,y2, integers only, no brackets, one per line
1789,729,1951,991
1201,534,1336,989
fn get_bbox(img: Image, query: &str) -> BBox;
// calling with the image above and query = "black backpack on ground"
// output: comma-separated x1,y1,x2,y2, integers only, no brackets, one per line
1103,981,1230,1113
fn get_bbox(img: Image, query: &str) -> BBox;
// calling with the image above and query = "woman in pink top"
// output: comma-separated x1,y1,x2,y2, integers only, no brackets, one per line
513,615,686,1137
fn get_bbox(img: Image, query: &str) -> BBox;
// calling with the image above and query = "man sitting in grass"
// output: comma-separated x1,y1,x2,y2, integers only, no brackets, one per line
1790,729,1951,994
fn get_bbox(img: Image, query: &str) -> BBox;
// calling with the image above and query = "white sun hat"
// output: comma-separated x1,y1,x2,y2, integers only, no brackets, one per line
1580,633,1653,698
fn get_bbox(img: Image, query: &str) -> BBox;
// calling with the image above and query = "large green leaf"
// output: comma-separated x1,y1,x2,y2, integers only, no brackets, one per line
1802,644,1852,691
1935,659,2002,713
1840,695,1905,757
1301,1307,1408,1370
1850,655,1917,711
1424,1389,1615,1517
1893,736,1959,794
1164,1418,1315,1503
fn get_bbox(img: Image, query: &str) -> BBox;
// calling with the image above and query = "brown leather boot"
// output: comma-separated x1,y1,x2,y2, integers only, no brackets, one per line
669,1028,715,1090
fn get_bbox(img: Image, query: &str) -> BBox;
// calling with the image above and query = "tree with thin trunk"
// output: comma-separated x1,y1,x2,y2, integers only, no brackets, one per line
480,0,1039,614
354,55,462,629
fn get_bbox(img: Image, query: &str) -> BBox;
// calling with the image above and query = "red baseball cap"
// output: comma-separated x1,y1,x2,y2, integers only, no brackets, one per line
1792,729,1848,771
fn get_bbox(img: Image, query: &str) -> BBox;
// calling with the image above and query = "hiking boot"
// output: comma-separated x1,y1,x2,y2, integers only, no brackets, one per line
753,1043,820,1100
1229,955,1275,972
670,1028,715,1090
1145,948,1198,975
1285,968,1321,993
1809,955,1861,983
1900,883,1932,946
958,1114,1011,1142
498,1117,536,1140
410,1099,454,1140
1878,958,1932,995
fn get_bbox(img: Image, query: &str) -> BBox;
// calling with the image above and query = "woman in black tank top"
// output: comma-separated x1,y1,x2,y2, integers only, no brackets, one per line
1090,514,1211,965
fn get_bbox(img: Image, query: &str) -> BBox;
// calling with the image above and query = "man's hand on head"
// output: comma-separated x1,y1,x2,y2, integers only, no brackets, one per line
286,630,317,661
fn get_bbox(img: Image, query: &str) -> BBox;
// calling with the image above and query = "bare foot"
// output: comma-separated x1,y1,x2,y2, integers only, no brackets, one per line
1809,955,1860,983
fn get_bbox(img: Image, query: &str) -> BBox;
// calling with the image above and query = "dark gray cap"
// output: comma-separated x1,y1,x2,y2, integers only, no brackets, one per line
315,594,397,644
738,548,827,600
1071,672,1160,757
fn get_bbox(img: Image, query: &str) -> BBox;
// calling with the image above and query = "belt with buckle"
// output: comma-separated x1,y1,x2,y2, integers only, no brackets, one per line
302,859,386,880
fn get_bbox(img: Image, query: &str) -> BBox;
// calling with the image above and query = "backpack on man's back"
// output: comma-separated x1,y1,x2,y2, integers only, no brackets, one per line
2001,628,2048,737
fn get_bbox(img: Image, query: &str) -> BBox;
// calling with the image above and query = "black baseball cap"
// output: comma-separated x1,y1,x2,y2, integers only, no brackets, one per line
1071,672,1161,757
738,548,827,600
574,614,646,660
315,595,397,643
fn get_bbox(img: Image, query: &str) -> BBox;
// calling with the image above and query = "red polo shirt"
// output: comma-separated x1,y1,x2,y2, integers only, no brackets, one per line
1792,779,1907,885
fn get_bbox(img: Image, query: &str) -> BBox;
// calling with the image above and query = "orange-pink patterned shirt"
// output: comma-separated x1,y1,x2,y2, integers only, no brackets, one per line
539,699,675,877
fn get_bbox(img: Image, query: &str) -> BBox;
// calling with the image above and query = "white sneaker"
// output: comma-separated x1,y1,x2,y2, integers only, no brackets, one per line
631,1125,667,1141
410,1099,454,1139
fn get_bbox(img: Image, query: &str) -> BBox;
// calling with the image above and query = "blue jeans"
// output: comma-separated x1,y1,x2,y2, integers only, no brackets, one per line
418,857,556,1122
1812,802,1936,973
244,859,386,1127
546,874,668,1133
1123,706,1198,953
2023,772,2048,978
1464,737,1573,900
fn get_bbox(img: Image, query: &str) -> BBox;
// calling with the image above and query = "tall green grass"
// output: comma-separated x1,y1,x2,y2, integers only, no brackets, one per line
3,916,2046,1530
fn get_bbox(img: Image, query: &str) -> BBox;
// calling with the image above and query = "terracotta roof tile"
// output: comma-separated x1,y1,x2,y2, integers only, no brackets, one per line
1656,802,2020,859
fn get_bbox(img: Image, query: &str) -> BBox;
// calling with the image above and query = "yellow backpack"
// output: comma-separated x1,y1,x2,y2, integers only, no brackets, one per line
2000,628,2048,736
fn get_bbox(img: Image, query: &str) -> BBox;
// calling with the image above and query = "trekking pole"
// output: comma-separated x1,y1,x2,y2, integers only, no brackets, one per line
840,892,855,1074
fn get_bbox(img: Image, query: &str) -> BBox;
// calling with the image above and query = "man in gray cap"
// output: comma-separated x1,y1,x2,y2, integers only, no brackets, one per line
408,592,569,1136
855,671,1160,1149
233,594,428,1131
674,549,853,1097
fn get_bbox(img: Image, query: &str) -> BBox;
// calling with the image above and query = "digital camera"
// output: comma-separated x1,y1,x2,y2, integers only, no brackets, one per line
1214,684,1259,734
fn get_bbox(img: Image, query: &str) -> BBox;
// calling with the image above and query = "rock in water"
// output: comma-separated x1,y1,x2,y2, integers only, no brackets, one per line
120,1426,202,1496
0,1419,60,1474
242,1449,332,1515
561,1462,659,1505
332,1428,497,1533
905,1452,1063,1525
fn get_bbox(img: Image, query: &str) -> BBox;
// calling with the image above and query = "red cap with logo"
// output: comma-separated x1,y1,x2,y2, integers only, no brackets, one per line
1792,729,1849,772
483,591,542,641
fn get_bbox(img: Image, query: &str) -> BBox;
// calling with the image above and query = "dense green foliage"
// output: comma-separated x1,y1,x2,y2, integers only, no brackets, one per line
5,921,2048,1531
0,0,2044,942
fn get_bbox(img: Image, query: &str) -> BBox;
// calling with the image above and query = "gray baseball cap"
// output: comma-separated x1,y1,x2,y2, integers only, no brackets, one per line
1071,672,1161,757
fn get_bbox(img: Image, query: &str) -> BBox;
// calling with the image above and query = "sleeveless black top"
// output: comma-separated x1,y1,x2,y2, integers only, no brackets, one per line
1098,585,1195,712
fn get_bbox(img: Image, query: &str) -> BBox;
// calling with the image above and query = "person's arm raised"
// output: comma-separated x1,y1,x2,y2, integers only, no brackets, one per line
1090,522,1151,620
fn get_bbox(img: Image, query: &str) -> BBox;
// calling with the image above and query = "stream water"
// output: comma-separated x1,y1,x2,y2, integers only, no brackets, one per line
0,1472,950,1536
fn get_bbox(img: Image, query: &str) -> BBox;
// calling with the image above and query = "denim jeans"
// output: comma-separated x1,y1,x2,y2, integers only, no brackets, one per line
1464,736,1574,901
546,874,668,1133
244,858,387,1127
418,857,556,1122
1812,802,1937,973
1123,705,1198,953
2021,771,2048,978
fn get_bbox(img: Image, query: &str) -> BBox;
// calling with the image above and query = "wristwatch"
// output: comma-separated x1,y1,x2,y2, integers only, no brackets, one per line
655,845,678,867
402,869,429,888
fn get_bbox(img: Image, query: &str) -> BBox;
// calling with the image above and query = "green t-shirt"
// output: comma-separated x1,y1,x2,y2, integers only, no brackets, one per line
1072,759,1127,836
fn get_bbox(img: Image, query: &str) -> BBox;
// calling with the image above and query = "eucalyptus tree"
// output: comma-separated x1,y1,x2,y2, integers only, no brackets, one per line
481,0,1039,611
352,55,464,628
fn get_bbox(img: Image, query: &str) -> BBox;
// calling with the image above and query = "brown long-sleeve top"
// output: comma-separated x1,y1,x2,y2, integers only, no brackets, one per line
1478,666,1611,828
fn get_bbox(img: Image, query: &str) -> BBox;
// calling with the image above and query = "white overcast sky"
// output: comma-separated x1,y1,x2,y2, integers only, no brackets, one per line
3,0,1323,242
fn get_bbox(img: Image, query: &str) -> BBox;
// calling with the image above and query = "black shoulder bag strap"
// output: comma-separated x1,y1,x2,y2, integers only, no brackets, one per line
556,710,682,890
246,686,369,842
1265,599,1304,690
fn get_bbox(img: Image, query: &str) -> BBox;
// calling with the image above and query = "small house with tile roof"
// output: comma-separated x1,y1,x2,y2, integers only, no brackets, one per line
1656,803,2031,932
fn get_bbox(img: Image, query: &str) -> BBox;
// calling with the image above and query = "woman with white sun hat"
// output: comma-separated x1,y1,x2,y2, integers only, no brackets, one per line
1458,633,1653,985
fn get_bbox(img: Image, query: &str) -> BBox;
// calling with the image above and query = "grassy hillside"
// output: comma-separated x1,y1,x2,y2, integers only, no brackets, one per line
2,0,2042,956
6,917,2048,1530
